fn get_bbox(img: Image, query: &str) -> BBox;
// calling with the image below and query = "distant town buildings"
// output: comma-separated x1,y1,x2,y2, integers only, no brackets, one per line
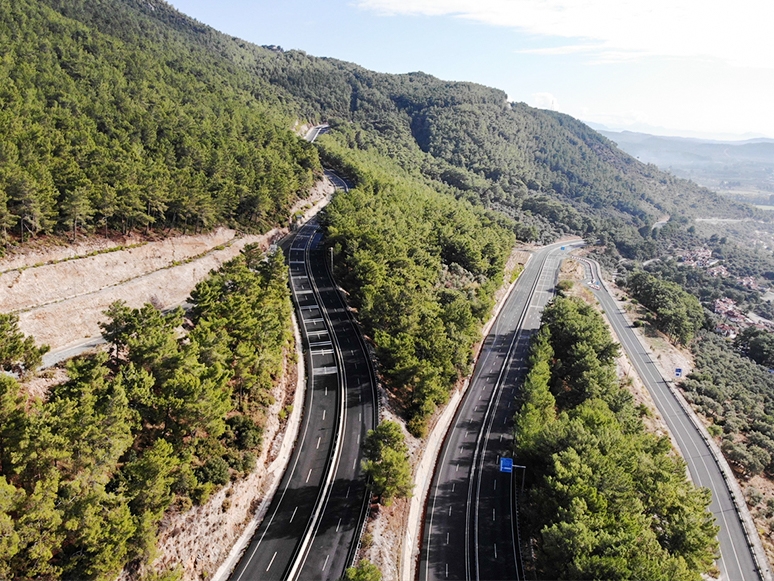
706,264,730,278
714,297,774,335
739,276,764,291
679,247,718,269
679,247,765,288
670,246,774,339
714,298,750,325
715,323,737,339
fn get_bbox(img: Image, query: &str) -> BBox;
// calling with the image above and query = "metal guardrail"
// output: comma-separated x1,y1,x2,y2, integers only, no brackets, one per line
583,256,772,581
318,169,379,571
664,379,772,581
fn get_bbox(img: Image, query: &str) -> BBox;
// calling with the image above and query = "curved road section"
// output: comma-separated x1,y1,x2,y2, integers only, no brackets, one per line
419,241,579,581
581,258,763,581
293,220,378,579
229,218,376,581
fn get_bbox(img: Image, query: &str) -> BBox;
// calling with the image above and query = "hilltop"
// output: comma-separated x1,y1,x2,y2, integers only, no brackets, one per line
2,0,757,262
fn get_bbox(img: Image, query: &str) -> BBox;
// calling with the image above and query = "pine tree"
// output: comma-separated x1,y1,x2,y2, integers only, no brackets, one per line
362,421,413,505
60,185,94,241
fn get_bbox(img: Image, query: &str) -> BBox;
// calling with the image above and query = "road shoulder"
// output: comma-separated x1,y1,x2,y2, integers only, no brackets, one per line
584,256,773,581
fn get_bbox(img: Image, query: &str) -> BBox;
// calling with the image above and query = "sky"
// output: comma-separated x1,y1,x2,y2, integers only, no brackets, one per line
168,0,774,140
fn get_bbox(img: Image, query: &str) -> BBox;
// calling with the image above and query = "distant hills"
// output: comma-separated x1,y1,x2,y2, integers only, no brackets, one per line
600,130,774,202
0,0,759,260
0,2,770,578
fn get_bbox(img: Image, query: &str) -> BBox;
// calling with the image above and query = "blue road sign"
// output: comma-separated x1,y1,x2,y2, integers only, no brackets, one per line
675,368,682,378
500,457,513,473
560,246,565,251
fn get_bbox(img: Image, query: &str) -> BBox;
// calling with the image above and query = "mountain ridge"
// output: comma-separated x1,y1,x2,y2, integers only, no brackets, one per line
3,0,760,262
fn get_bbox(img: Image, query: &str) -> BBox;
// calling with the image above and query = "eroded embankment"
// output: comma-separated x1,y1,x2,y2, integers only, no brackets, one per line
1,178,334,353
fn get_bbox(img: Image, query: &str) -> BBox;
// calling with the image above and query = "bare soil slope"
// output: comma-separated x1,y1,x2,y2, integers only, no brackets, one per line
1,179,333,352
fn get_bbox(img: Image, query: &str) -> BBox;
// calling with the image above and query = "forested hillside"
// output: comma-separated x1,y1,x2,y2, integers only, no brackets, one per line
272,65,752,258
0,0,320,244
8,0,754,260
0,247,292,579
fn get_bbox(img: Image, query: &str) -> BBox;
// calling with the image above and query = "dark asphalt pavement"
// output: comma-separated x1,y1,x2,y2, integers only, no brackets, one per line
419,241,579,581
230,218,376,581
583,258,761,581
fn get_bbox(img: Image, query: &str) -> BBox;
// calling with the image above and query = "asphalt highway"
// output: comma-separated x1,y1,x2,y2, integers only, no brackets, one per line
229,218,376,581
304,124,330,143
419,240,580,581
293,221,377,579
582,258,761,581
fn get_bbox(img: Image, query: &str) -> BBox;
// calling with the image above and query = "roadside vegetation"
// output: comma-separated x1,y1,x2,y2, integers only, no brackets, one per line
0,313,49,374
513,296,718,580
320,143,514,435
343,559,382,581
0,247,292,580
361,421,412,506
625,271,705,346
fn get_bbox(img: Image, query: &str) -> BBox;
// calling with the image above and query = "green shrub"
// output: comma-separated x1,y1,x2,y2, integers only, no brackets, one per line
196,457,230,486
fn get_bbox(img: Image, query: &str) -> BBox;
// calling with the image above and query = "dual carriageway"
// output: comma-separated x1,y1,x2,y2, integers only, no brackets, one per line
229,215,377,581
226,175,766,580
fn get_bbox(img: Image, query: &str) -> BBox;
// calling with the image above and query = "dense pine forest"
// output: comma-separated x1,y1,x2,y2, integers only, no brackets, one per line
319,141,514,434
0,0,320,242
0,0,766,578
513,297,718,580
0,248,292,579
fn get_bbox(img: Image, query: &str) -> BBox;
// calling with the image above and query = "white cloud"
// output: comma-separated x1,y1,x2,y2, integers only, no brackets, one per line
356,0,774,69
517,44,603,56
531,92,559,110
